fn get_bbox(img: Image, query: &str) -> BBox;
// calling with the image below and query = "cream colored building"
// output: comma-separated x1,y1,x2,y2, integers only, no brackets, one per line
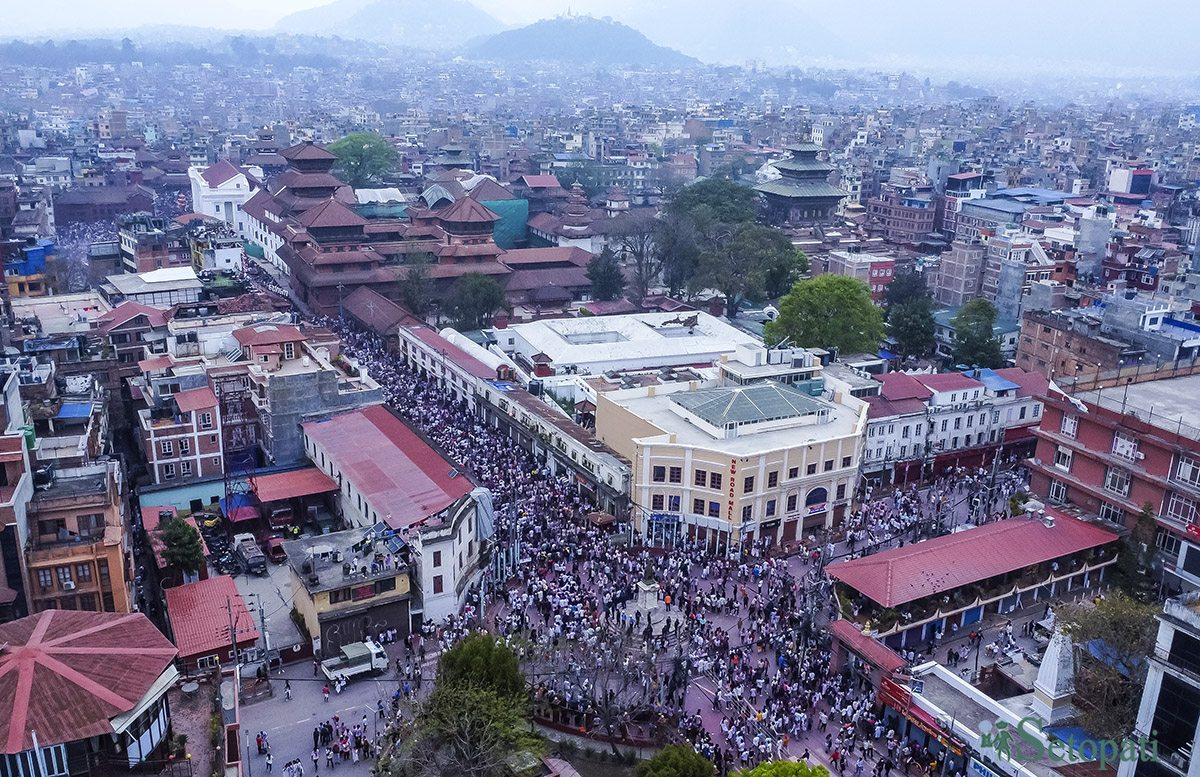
596,380,867,551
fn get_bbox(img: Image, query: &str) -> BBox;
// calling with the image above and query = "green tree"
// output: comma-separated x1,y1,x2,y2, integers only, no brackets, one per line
398,262,432,317
888,297,937,359
951,298,1005,369
664,178,757,225
326,132,398,188
436,633,525,701
737,761,831,777
654,210,702,296
637,745,716,777
555,161,604,198
690,222,804,318
1112,503,1160,603
446,273,507,330
157,516,205,576
394,681,527,777
586,246,627,301
882,269,930,310
765,275,885,353
1059,591,1158,741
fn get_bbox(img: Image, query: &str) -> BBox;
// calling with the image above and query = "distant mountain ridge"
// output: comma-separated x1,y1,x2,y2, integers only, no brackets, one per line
466,15,698,67
275,0,503,50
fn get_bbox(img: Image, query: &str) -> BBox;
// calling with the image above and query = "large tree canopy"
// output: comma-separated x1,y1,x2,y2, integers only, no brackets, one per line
637,745,716,777
765,275,885,353
951,297,1005,369
157,516,205,575
690,222,806,318
327,132,398,188
664,178,757,225
445,273,507,330
586,246,627,301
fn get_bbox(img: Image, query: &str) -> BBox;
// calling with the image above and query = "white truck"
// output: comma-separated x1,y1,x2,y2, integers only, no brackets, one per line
233,532,267,575
320,640,388,683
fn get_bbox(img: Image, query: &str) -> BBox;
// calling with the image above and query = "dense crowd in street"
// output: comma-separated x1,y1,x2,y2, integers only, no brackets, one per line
306,315,1001,777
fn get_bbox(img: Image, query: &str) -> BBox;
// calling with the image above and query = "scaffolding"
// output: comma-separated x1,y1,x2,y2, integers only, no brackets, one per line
214,370,260,515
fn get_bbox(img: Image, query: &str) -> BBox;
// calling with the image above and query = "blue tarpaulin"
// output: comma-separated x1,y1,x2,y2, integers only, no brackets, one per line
55,403,94,420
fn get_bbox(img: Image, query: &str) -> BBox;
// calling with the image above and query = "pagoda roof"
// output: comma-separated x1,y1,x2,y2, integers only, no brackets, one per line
438,195,500,224
755,179,849,200
296,198,368,229
280,141,337,161
772,157,835,175
785,142,825,154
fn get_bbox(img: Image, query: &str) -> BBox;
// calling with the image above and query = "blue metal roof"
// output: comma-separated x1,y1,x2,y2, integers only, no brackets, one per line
55,403,94,420
960,368,1019,392
878,349,897,360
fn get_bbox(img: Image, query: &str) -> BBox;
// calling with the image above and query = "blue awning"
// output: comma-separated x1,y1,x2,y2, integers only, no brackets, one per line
878,350,897,360
961,368,1019,392
55,403,94,420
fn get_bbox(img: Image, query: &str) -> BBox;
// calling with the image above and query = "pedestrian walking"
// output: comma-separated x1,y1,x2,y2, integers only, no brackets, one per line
322,684,330,702
265,754,273,773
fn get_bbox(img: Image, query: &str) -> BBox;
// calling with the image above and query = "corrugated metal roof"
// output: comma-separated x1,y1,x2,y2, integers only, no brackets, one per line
166,576,258,660
255,467,338,504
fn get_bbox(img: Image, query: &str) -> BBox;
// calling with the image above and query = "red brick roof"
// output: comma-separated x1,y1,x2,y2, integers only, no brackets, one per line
296,198,367,229
173,386,217,414
438,195,500,224
0,611,178,753
519,175,561,188
280,141,337,161
97,301,171,332
405,326,497,380
200,159,242,188
914,372,984,393
830,619,907,673
233,323,303,346
254,467,337,504
827,512,1118,608
876,372,933,402
301,405,472,530
165,576,258,661
993,367,1050,398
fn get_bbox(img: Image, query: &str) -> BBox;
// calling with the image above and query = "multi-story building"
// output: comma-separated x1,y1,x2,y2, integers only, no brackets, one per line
23,460,132,614
824,251,896,303
596,379,867,550
188,221,244,272
935,240,986,307
2,237,54,298
301,405,492,624
938,171,990,237
187,159,261,234
1015,308,1142,381
755,142,849,227
861,368,1047,486
117,213,192,274
138,385,222,484
866,183,935,245
96,301,173,377
1117,591,1200,777
1029,374,1200,587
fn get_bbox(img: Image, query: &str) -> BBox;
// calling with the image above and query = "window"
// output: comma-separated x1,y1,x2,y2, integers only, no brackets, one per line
787,494,798,512
841,456,852,468
914,424,922,436
651,494,665,510
180,438,190,455
694,470,707,487
1061,414,1078,438
76,513,103,538
741,505,753,521
767,471,779,488
743,476,755,494
163,463,176,479
76,564,92,582
941,419,948,432
693,498,705,514
901,426,910,438
38,519,65,537
824,459,834,472
56,567,72,585
432,551,442,567
160,439,173,456
284,342,296,360
198,412,213,429
98,559,110,586
1033,405,1040,418
37,569,52,589
668,495,681,512
992,411,1000,424
1112,431,1138,461
652,466,666,483
1165,493,1198,526
432,575,444,594
806,463,817,476
1019,406,1027,420
788,467,799,479
836,484,847,500
765,500,777,517
708,502,720,518
668,466,682,484
1049,479,1068,503
1104,467,1131,497
1098,501,1124,524
1054,446,1073,471
1175,455,1200,487
966,415,974,428
181,461,192,476
953,417,962,430
952,437,959,448
709,473,722,490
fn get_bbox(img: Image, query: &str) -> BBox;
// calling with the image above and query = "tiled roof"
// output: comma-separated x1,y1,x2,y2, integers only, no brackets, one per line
914,372,984,393
280,141,337,161
519,175,562,188
993,367,1049,398
438,195,500,224
826,512,1118,608
233,323,303,346
173,386,217,414
876,372,934,402
295,198,367,229
165,576,258,660
342,286,421,333
830,619,906,673
0,611,178,753
96,301,171,332
301,405,472,530
199,159,242,188
754,179,848,199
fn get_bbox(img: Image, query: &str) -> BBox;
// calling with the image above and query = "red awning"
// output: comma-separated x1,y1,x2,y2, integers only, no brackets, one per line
228,506,260,523
831,619,907,673
254,468,338,504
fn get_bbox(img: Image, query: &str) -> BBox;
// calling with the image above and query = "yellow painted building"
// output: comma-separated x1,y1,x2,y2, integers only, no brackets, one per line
596,380,867,551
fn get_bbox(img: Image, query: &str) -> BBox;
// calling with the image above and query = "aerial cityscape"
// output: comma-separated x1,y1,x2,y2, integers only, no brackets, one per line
0,5,1197,777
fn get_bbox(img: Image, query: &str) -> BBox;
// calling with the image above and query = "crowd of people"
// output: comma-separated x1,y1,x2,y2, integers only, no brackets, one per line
301,313,1022,777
